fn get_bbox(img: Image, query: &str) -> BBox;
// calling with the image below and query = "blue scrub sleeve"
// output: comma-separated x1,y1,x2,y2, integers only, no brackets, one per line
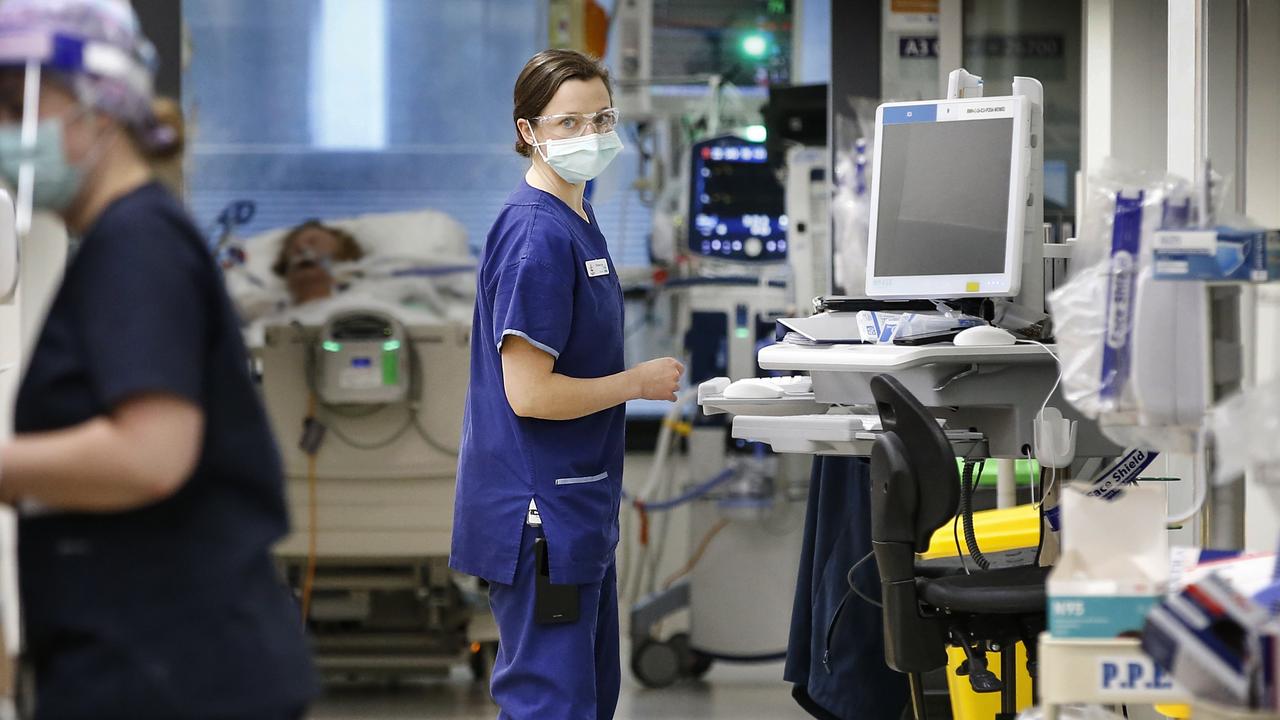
75,216,209,410
492,254,574,360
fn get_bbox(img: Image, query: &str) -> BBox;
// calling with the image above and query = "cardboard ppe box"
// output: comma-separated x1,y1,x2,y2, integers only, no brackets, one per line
1048,482,1169,638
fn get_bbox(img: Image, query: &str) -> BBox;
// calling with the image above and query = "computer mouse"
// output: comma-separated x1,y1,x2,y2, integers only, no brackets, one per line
723,378,784,400
952,325,1017,347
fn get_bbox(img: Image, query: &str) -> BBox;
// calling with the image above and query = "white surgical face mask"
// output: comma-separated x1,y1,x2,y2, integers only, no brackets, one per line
530,129,623,185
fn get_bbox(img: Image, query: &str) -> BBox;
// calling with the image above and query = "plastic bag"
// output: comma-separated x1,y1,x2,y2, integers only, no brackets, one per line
1017,705,1125,720
832,97,878,296
832,140,870,297
1210,377,1280,486
854,310,984,343
1047,160,1198,449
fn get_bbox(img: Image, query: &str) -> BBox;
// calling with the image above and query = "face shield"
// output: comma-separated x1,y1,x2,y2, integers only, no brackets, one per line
0,29,154,236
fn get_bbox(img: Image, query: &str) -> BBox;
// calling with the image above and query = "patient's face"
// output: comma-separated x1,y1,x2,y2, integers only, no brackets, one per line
284,227,343,305
289,226,343,261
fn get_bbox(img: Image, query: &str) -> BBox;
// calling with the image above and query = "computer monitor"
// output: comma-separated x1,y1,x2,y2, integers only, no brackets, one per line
688,135,787,263
865,95,1031,299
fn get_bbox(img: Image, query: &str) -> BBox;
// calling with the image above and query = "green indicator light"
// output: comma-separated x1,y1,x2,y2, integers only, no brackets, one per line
745,124,767,143
741,34,768,59
735,328,750,339
383,340,402,351
382,348,400,386
322,341,342,353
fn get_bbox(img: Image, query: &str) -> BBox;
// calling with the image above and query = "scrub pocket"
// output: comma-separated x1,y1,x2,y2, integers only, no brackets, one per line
539,469,620,582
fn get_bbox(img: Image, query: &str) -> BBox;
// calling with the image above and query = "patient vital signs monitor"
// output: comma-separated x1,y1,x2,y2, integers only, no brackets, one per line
689,135,787,263
865,95,1031,299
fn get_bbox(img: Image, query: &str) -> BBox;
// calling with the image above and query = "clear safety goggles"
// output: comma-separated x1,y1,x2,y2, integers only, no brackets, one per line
530,107,620,139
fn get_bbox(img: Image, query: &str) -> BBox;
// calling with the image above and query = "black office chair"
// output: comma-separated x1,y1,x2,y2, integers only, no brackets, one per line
868,374,1048,720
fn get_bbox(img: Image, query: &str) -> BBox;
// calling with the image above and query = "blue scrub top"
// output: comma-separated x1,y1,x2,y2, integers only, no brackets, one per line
451,180,626,587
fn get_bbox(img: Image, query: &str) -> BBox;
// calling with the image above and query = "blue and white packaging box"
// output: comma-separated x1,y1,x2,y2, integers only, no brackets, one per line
1048,483,1169,638
1153,227,1280,282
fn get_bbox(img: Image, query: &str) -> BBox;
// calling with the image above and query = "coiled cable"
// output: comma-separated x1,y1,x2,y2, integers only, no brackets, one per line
959,459,991,571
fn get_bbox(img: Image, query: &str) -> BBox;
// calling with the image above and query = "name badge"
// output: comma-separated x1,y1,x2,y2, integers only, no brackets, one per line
585,258,610,277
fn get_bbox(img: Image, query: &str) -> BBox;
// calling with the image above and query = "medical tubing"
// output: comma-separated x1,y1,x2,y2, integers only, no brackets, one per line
625,395,682,601
630,468,737,512
638,389,695,500
645,410,691,596
960,460,991,571
643,473,672,596
622,388,695,602
624,465,734,601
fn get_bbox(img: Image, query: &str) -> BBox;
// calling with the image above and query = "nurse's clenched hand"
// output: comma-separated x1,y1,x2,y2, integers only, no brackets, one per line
629,357,684,402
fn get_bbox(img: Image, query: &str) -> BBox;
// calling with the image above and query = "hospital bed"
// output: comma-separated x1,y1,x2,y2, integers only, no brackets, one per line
225,209,495,677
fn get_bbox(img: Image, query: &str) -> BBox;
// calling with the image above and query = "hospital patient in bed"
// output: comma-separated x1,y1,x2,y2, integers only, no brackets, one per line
229,210,477,348
272,219,366,306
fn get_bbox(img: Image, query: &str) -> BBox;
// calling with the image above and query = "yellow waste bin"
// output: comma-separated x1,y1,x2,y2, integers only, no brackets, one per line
925,504,1042,718
921,503,1041,560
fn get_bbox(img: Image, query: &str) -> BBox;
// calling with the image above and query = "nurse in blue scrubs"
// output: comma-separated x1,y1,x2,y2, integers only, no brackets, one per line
0,2,316,717
451,49,683,719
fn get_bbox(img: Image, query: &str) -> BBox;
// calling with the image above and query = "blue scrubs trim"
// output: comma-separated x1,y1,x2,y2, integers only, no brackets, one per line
499,328,562,360
488,523,621,720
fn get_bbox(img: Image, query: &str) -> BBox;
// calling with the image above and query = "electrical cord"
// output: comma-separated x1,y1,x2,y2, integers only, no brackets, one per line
322,409,416,451
959,459,991,571
303,318,461,456
1034,466,1048,566
321,403,385,419
660,517,730,590
300,392,320,628
952,442,986,575
1025,445,1038,502
845,552,882,609
1016,338,1065,467
411,415,460,457
1166,427,1209,525
953,514,969,575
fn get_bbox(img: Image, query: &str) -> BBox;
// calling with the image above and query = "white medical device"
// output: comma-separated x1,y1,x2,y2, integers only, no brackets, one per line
865,94,1032,300
315,311,411,405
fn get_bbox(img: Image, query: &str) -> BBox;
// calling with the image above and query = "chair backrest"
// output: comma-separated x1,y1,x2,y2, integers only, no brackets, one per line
871,374,961,550
868,374,961,674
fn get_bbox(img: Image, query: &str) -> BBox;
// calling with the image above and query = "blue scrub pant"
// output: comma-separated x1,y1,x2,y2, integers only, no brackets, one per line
488,523,621,720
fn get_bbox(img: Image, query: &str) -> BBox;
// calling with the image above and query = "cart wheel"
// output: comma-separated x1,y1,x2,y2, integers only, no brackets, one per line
470,641,498,682
687,650,714,680
666,632,713,680
631,639,681,689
